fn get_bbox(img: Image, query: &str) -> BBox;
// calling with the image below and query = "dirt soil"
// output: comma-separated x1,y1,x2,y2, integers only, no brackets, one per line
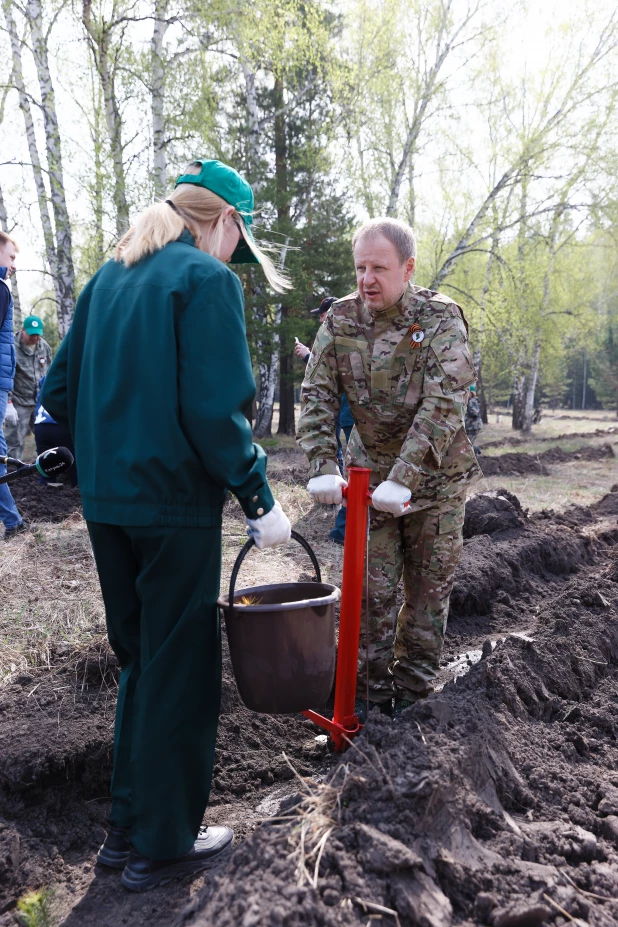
8,479,82,524
3,472,618,925
478,443,615,478
481,427,618,450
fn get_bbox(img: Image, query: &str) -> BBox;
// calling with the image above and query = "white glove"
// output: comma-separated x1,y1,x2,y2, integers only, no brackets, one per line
4,401,18,427
246,500,291,550
371,480,412,516
307,474,348,505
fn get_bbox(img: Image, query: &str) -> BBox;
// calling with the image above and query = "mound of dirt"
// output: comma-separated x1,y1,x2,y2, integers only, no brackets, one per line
185,569,618,927
481,426,618,450
8,479,82,523
479,442,614,477
463,489,526,539
479,452,549,477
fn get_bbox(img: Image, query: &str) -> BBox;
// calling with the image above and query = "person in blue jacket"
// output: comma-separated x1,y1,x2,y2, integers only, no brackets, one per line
0,232,24,538
294,297,352,544
34,376,78,487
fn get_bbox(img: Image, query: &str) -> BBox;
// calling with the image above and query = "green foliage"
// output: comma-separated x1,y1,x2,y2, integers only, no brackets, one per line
16,889,53,927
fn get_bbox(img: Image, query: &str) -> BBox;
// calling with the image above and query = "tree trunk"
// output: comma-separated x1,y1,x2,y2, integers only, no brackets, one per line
254,304,281,438
241,59,263,192
151,0,168,199
0,180,22,327
82,0,130,238
273,75,295,436
27,0,75,337
2,0,59,305
512,371,526,430
522,343,541,434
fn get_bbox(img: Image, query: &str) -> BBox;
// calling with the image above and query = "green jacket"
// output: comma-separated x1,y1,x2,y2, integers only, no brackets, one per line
42,232,274,527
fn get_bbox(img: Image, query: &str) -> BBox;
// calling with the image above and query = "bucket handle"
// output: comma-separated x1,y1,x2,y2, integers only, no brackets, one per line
228,530,322,607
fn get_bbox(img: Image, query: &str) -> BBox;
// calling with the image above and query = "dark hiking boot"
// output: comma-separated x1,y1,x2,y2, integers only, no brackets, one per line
97,825,131,869
121,826,234,893
4,522,28,541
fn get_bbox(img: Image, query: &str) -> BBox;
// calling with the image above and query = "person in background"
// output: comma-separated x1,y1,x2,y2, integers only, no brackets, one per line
5,314,52,460
295,297,352,544
33,375,78,488
464,384,482,455
43,159,292,892
0,231,25,539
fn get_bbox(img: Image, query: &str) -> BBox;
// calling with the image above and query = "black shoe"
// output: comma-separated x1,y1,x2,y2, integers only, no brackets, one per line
97,825,131,869
121,826,234,893
4,522,27,541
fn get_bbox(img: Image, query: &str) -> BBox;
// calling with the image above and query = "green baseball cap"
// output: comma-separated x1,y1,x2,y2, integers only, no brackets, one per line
174,159,259,265
23,315,44,335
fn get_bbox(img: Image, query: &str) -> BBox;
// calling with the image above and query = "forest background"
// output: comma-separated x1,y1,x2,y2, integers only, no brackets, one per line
1,0,618,437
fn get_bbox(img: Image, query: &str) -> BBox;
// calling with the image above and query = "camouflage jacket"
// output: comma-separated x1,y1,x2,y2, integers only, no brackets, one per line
11,331,53,406
297,283,482,510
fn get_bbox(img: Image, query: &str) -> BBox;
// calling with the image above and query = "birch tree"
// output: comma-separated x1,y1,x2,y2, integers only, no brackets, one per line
25,0,76,336
82,0,133,236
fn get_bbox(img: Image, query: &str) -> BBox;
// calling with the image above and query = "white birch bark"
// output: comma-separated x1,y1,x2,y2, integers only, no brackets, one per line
1,0,59,299
26,0,76,337
241,59,263,194
151,0,168,199
82,0,130,237
253,306,281,439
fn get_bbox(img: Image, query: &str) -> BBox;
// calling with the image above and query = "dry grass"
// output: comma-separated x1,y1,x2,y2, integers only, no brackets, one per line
0,516,105,683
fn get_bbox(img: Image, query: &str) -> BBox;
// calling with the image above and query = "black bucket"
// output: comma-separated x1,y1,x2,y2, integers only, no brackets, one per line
217,530,340,714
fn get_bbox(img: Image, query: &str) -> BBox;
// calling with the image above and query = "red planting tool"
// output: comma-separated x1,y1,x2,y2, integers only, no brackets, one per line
302,467,372,751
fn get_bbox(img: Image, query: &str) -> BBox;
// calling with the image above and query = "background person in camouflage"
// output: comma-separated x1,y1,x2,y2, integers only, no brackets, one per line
465,384,482,454
297,217,481,710
5,315,52,460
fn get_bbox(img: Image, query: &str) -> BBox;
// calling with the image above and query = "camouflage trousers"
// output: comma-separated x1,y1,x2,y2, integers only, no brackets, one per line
357,493,466,704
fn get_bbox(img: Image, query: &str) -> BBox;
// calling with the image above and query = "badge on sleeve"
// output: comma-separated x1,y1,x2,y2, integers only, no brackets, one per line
409,324,424,348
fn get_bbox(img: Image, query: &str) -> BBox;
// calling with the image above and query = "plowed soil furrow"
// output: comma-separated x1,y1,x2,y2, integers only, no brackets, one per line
2,486,618,926
478,443,615,478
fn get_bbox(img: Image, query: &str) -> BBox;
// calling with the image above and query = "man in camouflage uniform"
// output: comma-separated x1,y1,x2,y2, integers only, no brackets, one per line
297,218,481,710
5,315,52,460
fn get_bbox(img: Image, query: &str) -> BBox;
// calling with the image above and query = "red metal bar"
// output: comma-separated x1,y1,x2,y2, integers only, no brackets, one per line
331,466,371,749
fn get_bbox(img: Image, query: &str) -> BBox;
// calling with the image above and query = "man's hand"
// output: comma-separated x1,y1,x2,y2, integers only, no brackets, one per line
3,401,18,427
294,340,311,361
246,500,291,550
371,480,411,516
307,474,347,505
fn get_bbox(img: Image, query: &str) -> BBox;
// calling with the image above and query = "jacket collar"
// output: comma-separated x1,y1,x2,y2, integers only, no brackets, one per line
176,229,197,248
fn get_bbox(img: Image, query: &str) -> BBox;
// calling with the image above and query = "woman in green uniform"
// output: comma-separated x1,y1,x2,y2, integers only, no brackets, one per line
43,160,291,892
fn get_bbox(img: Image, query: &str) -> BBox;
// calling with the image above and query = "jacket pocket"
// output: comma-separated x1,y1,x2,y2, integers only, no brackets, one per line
337,349,370,405
392,351,421,406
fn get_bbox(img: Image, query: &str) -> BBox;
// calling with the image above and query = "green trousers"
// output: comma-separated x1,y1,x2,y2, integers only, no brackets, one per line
87,522,222,860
